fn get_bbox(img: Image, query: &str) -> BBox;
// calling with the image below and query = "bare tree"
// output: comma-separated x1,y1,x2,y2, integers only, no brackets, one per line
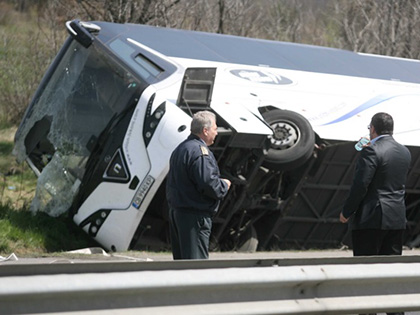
0,1,68,124
333,0,420,59
264,0,304,42
54,0,182,25
219,0,263,37
4,0,420,126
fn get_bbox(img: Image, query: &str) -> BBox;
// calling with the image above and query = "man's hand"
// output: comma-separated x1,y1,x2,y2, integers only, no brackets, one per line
223,178,231,190
339,212,349,223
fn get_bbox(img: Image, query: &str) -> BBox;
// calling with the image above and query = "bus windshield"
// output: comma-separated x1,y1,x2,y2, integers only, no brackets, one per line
14,38,145,217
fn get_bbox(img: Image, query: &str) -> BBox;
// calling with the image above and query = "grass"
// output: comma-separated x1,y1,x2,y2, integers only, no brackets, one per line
0,203,96,255
0,127,96,256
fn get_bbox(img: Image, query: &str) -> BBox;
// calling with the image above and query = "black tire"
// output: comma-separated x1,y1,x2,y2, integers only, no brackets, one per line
237,225,259,253
262,109,315,171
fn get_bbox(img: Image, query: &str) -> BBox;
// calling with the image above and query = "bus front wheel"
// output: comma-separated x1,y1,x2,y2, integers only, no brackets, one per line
262,109,315,171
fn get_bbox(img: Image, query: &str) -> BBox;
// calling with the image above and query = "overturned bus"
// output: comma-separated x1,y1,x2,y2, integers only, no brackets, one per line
14,20,420,252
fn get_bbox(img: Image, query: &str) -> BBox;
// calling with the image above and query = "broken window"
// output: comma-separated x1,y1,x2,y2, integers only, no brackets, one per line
14,39,144,216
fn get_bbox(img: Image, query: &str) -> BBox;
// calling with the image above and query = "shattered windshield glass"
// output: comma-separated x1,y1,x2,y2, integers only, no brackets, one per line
14,39,144,217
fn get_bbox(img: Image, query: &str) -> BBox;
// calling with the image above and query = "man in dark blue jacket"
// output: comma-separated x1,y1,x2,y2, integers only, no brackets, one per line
166,110,231,259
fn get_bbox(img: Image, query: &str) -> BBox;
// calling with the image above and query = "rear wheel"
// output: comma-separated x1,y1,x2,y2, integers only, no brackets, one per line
237,225,259,252
262,109,315,171
213,224,259,253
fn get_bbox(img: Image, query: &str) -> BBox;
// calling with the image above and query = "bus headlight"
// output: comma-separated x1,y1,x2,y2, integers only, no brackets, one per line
143,94,166,146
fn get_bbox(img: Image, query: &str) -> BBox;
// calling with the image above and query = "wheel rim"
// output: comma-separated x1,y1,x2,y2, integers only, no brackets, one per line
268,121,299,150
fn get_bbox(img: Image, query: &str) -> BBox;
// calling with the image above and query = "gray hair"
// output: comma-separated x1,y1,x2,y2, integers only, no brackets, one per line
191,111,216,135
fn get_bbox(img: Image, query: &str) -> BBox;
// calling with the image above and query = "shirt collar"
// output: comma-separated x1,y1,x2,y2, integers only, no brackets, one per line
370,134,390,145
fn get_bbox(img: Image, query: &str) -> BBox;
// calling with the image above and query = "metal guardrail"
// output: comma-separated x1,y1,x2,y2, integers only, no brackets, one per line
3,253,420,276
2,257,420,314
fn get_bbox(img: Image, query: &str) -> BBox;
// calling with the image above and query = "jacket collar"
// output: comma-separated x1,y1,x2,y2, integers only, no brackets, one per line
188,133,206,145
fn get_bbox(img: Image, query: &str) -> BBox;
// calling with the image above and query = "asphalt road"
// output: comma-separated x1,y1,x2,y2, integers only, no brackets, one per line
3,246,420,264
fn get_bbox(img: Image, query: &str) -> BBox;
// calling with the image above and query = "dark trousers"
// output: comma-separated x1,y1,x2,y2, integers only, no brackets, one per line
353,229,404,315
169,208,212,260
352,229,404,256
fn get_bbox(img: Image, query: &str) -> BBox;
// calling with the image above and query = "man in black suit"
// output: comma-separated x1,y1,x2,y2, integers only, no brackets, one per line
340,112,411,255
340,112,411,315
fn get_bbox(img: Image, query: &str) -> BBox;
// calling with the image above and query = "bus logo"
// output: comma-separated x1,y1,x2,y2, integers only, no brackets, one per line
230,69,293,85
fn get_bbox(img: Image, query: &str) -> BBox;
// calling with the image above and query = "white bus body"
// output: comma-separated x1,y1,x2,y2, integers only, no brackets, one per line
14,20,420,251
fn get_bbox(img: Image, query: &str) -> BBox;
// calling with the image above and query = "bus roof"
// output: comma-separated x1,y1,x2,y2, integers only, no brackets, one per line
95,22,420,84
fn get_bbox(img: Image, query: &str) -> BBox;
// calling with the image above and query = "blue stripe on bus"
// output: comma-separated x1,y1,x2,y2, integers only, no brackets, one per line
322,94,406,125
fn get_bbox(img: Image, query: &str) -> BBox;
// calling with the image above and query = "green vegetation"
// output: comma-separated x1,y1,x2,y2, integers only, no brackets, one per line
0,203,96,255
0,3,90,257
0,128,35,208
0,128,96,256
0,2,66,125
